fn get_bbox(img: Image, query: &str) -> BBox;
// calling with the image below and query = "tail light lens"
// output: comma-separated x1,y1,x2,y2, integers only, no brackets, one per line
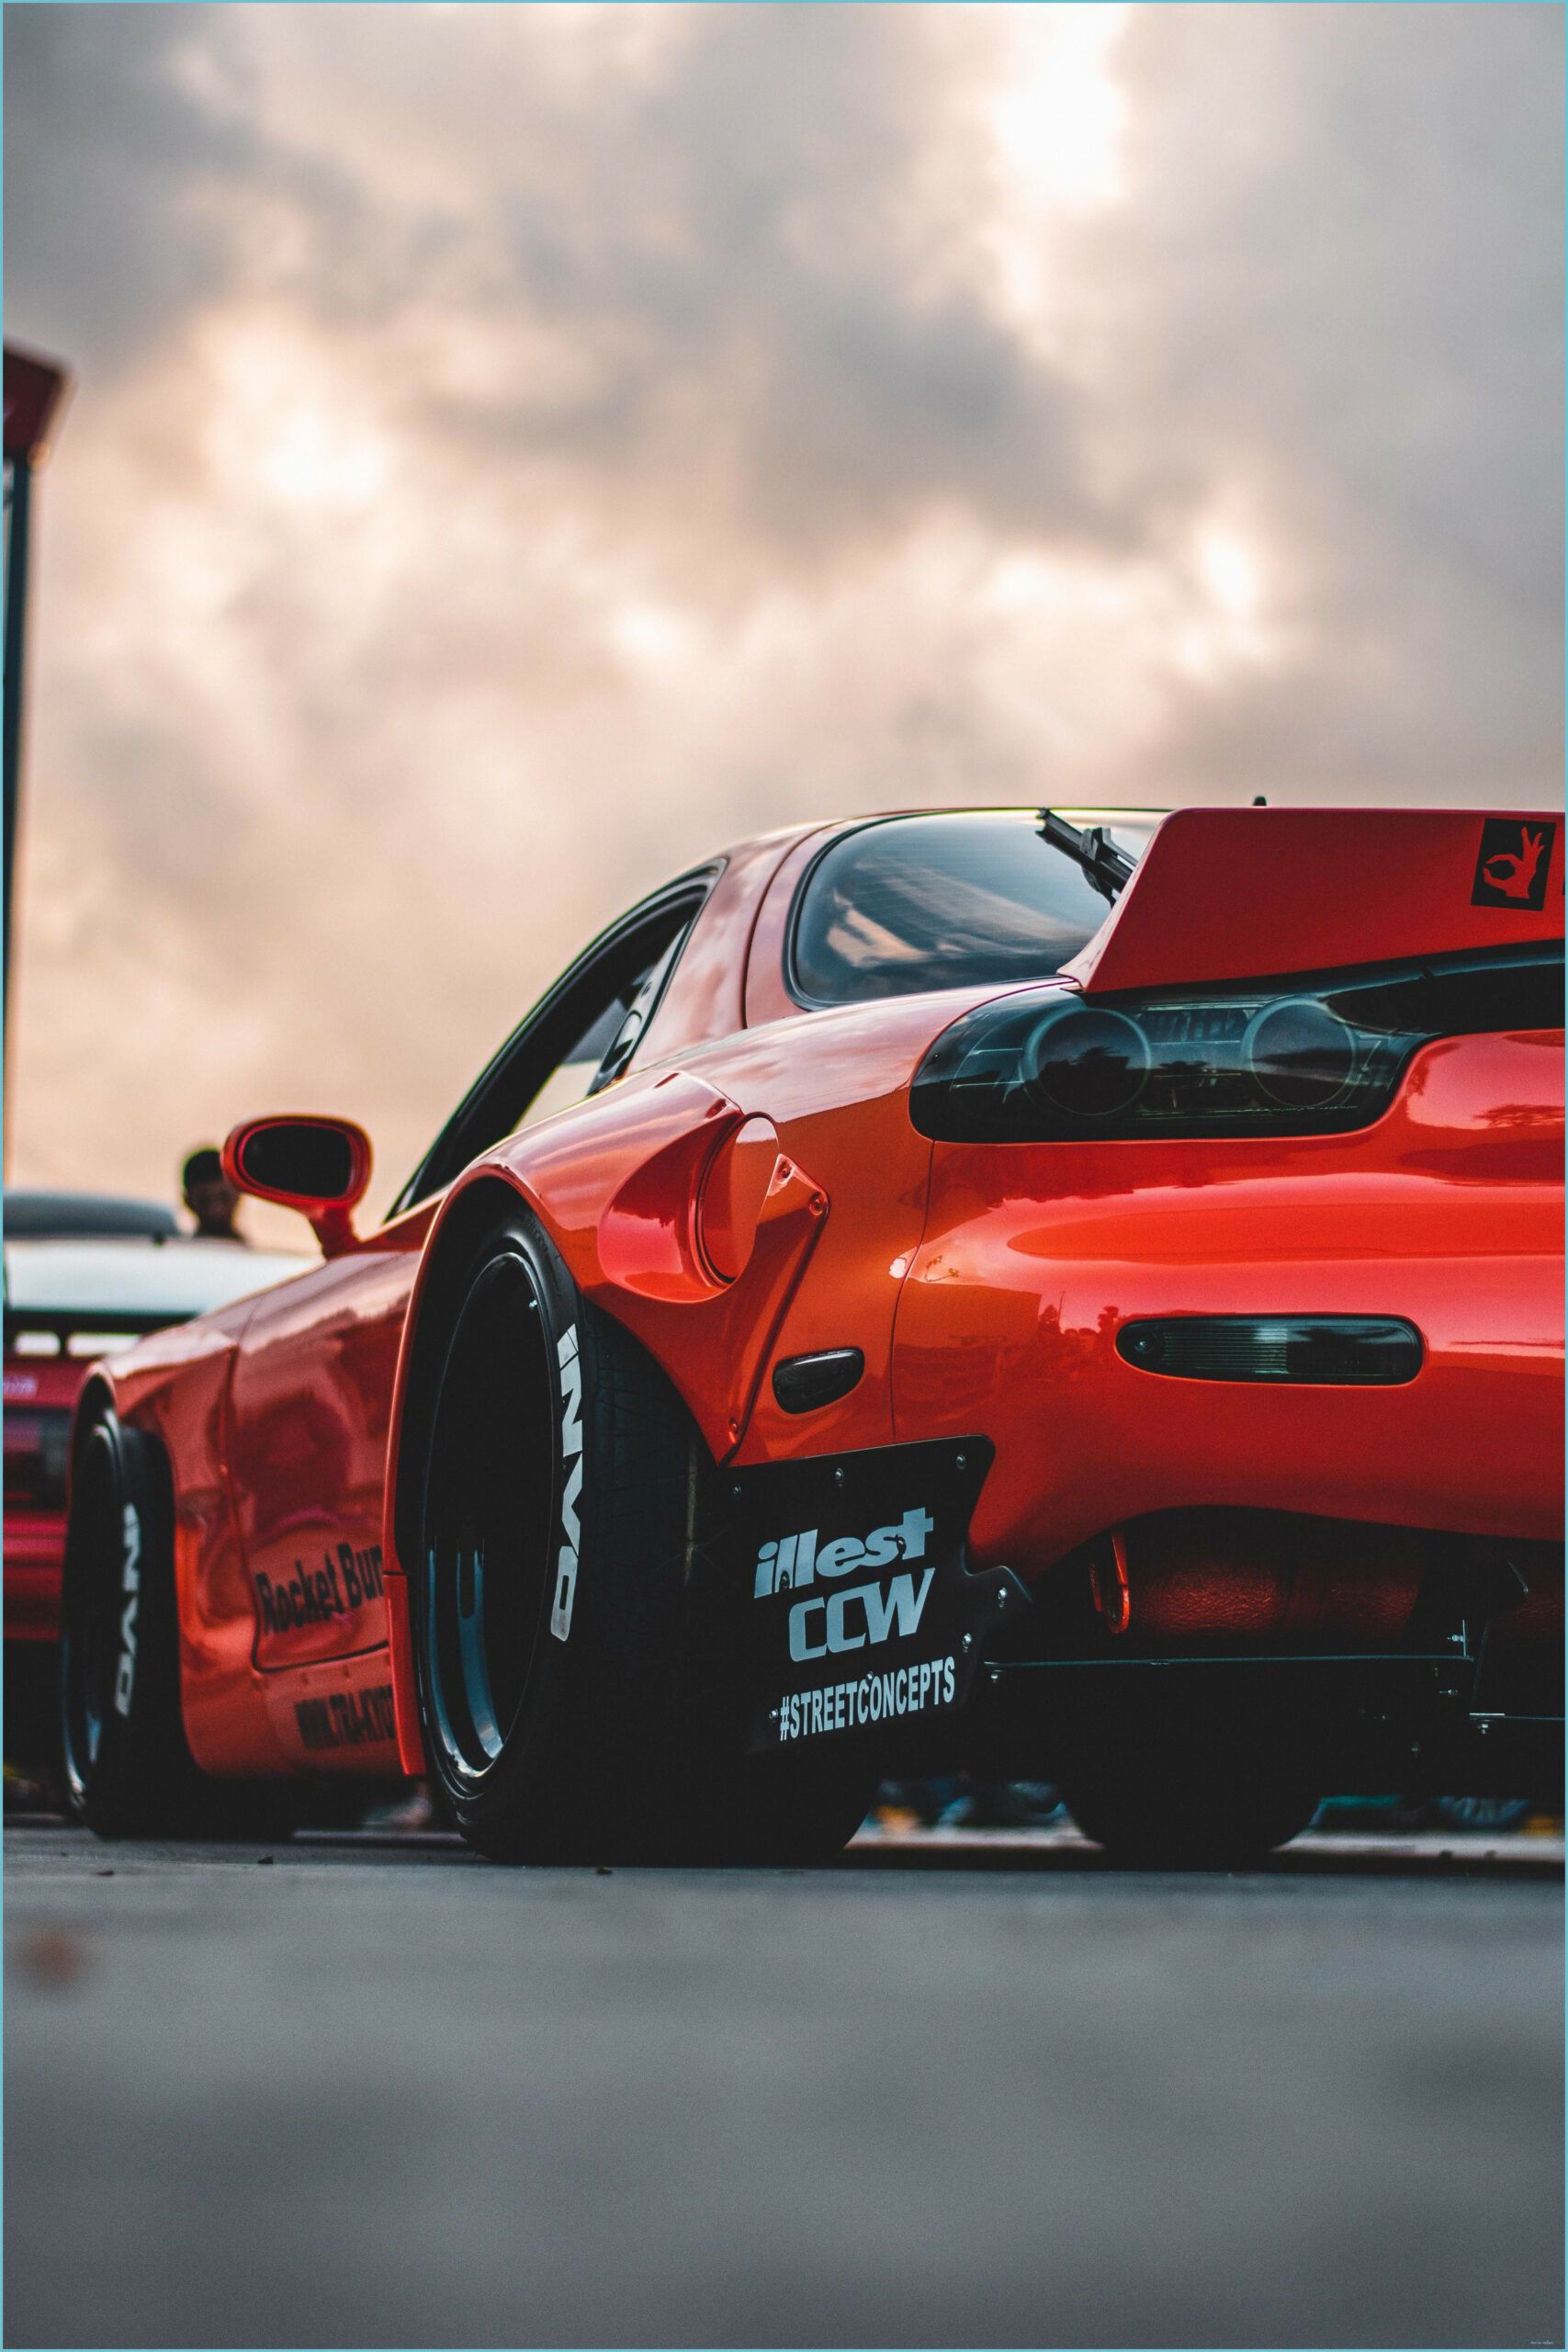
909,941,1562,1142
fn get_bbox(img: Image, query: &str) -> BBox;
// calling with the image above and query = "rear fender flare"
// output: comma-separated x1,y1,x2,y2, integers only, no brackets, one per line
382,1095,830,1771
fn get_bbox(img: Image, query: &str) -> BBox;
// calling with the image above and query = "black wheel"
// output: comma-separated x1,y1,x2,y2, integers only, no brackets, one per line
60,1406,300,1842
409,1204,876,1864
1059,1747,1319,1870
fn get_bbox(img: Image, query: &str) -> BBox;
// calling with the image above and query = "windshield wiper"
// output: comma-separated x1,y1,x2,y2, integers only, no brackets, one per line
1036,809,1136,907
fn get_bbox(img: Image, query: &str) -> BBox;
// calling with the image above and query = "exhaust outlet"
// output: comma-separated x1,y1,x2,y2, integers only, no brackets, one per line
1089,1510,1427,1643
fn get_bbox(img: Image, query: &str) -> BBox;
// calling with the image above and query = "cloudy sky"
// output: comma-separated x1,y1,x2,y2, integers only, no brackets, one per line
5,1,1562,1229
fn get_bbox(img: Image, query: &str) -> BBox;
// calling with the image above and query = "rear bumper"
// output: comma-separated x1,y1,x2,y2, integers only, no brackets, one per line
946,1255,1561,1568
893,1031,1563,1575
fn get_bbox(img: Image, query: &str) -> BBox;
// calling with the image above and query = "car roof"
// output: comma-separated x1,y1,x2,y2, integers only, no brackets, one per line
4,1189,181,1240
710,804,1165,866
4,1235,313,1323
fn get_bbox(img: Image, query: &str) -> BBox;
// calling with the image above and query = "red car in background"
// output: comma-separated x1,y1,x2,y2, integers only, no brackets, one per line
4,1193,308,1760
52,806,1564,1863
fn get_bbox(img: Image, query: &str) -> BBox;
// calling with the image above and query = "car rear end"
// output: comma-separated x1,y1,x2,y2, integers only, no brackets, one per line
889,808,1563,1807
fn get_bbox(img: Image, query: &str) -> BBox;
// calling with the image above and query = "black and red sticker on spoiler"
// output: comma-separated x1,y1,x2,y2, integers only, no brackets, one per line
1472,819,1557,912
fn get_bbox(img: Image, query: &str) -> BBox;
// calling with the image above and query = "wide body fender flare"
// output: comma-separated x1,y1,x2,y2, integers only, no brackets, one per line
378,1069,836,1771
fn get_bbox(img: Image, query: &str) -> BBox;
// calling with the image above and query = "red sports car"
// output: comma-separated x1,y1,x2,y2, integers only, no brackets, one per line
57,807,1563,1862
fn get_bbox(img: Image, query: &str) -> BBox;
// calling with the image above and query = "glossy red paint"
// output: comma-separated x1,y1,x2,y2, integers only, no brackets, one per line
696,1116,784,1282
895,1027,1563,1575
637,830,806,1063
742,824,839,1027
438,1059,834,1464
1066,807,1563,993
71,806,1562,1791
87,1310,289,1775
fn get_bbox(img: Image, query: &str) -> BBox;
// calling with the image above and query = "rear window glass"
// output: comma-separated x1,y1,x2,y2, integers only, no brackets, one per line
791,810,1158,1005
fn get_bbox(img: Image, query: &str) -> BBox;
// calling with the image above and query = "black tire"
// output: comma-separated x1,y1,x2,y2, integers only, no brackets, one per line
60,1407,299,1843
408,1204,876,1864
1059,1751,1320,1870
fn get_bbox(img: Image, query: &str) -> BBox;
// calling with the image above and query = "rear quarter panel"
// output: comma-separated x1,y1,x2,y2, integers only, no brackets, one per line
435,992,976,1466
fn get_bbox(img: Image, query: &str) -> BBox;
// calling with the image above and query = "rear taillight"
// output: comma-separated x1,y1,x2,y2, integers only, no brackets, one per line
909,940,1562,1143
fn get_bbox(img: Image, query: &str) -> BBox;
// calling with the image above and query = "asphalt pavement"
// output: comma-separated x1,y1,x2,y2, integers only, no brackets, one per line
5,1822,1562,2351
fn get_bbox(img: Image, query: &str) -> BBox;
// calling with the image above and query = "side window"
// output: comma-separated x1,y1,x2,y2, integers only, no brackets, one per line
395,890,705,1209
586,924,688,1098
511,932,684,1136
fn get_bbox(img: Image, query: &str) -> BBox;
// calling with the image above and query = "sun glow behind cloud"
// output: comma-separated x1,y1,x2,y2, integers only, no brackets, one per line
989,4,1128,215
261,413,388,507
1200,532,1260,622
972,4,1129,343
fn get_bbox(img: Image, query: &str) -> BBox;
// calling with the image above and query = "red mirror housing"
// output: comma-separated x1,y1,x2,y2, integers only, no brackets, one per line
222,1114,372,1258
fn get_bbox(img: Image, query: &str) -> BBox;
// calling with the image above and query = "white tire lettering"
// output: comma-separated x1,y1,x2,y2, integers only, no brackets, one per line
550,1324,582,1642
114,1500,141,1717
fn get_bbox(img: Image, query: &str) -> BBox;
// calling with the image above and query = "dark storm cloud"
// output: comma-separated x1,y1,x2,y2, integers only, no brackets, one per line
2,4,254,371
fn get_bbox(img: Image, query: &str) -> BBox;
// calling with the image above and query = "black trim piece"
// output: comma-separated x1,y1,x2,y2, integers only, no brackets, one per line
988,1651,1467,1671
772,1347,866,1415
1116,1315,1424,1386
1036,810,1134,905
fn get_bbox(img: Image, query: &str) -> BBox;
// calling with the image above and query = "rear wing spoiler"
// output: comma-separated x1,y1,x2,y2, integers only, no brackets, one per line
1063,807,1562,993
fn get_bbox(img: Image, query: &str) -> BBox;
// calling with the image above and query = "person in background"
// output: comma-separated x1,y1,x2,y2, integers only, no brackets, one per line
181,1146,245,1241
